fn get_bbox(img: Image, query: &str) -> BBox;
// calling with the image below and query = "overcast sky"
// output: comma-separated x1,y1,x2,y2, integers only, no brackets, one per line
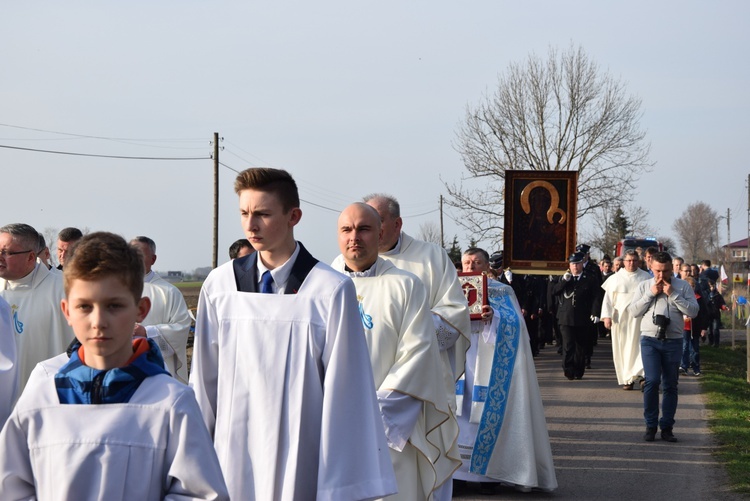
1,1,747,271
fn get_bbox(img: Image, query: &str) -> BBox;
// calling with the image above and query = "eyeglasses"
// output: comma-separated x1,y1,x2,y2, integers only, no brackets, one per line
0,249,32,257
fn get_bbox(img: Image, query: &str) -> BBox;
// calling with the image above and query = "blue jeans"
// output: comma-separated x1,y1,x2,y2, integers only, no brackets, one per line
681,330,700,372
641,336,682,429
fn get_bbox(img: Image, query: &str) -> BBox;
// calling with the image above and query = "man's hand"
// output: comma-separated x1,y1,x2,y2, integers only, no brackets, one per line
480,305,493,323
603,318,612,329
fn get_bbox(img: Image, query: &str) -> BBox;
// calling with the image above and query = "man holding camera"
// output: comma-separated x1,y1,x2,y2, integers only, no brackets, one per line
628,252,699,443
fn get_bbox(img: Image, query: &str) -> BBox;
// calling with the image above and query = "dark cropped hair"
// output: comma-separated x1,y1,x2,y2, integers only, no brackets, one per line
64,232,144,302
58,227,83,243
463,247,490,262
651,251,672,265
234,168,299,213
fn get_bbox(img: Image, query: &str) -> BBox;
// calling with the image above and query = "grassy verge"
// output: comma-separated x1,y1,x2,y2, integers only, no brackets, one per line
700,339,750,494
174,281,204,289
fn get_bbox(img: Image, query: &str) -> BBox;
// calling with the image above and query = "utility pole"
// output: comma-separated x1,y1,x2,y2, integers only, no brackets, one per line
439,195,445,248
746,175,749,382
213,132,219,270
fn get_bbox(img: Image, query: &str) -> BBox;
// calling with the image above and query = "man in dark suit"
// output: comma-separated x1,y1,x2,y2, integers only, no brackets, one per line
551,252,600,380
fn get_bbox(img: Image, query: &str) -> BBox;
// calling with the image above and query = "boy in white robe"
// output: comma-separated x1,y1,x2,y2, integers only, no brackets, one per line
333,203,461,500
131,236,192,383
0,232,228,501
190,169,396,501
454,248,557,494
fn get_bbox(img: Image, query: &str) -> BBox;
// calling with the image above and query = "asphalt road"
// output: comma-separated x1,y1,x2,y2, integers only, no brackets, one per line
453,334,746,500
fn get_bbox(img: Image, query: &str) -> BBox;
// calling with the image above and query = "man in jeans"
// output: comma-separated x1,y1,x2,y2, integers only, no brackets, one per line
628,252,699,443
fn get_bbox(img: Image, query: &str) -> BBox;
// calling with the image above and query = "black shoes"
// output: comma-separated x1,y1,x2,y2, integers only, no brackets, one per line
644,427,657,442
644,427,677,442
661,428,677,442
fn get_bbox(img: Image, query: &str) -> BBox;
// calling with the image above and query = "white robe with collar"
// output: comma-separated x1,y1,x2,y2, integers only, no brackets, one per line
0,353,229,501
0,262,73,392
141,272,192,383
600,267,652,385
333,232,471,412
189,259,397,501
332,257,461,500
0,296,18,426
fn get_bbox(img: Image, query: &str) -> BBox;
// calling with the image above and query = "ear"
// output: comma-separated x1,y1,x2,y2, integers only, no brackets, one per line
394,216,403,234
150,254,157,267
136,296,151,322
288,207,302,227
61,298,72,325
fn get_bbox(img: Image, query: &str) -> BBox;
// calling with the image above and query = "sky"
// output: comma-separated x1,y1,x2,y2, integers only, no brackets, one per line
1,1,748,272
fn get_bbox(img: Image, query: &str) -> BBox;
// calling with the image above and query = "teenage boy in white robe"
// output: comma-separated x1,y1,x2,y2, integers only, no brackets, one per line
332,203,461,500
453,248,557,494
0,223,73,392
130,236,192,383
190,168,396,501
0,232,228,500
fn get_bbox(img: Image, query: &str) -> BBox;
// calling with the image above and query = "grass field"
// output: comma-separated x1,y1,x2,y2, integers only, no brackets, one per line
700,338,750,494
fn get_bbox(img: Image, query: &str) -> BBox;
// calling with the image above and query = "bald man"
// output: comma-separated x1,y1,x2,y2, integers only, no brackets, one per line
332,203,460,500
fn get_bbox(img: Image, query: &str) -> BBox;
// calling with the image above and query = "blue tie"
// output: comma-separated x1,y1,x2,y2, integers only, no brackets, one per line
260,270,274,294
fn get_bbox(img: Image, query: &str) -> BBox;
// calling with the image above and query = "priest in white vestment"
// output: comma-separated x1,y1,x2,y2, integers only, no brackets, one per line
601,250,652,389
0,224,73,393
131,236,192,383
0,296,18,425
454,248,557,493
190,168,396,501
332,203,461,500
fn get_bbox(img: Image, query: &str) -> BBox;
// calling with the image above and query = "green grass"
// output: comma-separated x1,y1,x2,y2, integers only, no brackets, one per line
174,281,203,289
700,340,750,494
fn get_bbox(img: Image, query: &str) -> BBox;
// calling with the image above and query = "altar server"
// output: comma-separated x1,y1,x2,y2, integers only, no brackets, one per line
190,168,396,500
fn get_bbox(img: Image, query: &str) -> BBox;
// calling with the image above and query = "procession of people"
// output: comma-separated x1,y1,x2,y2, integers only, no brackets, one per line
0,166,728,499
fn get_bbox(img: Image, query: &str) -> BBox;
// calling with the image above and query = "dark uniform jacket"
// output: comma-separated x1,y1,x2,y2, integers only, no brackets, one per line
551,270,599,326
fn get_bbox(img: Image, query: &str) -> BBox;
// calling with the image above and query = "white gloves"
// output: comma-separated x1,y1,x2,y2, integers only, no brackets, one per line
562,271,572,282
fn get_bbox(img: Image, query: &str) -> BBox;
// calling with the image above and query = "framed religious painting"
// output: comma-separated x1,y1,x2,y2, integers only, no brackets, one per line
457,271,488,320
503,170,578,275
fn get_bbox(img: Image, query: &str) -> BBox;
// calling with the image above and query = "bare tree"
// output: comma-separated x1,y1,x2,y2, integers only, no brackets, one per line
417,221,442,246
673,202,719,263
445,44,653,247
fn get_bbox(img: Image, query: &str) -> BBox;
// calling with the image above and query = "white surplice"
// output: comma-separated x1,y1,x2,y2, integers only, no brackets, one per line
454,280,557,492
0,296,18,425
0,353,229,501
0,262,73,392
333,232,471,408
333,257,461,500
600,267,652,385
141,271,192,383
190,258,396,501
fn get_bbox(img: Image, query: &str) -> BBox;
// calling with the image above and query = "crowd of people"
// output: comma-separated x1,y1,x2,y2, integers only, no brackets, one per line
0,165,731,498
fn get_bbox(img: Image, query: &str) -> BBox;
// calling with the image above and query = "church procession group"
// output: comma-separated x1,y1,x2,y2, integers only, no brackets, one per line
0,167,566,500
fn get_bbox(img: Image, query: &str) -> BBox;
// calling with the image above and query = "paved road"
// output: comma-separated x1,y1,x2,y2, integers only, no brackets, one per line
454,335,746,500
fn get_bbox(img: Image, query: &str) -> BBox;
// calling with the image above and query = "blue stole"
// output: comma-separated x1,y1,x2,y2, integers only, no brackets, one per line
470,286,521,474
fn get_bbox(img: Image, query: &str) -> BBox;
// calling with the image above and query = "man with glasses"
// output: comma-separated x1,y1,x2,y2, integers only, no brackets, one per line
601,250,652,390
0,224,72,392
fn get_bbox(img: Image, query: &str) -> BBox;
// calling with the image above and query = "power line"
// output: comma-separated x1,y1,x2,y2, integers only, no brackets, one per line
0,123,204,142
0,143,209,160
